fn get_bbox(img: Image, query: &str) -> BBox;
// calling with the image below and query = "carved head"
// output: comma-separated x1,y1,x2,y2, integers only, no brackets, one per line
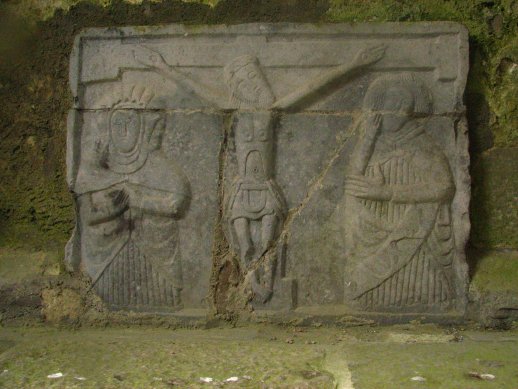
224,55,275,109
109,109,141,154
363,74,432,133
99,85,164,174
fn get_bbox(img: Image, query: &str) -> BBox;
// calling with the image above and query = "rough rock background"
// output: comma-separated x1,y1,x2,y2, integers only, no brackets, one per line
0,0,517,326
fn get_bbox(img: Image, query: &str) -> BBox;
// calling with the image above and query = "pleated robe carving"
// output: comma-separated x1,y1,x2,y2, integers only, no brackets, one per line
344,124,456,312
76,151,190,311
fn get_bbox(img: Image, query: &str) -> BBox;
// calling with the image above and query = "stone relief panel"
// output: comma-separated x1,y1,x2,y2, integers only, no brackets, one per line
67,23,470,318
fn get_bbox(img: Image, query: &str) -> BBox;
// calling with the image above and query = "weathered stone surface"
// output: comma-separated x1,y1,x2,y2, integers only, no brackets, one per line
67,23,470,318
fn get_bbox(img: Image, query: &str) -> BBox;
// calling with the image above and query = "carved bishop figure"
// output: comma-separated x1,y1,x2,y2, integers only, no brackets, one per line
343,74,456,311
66,86,191,310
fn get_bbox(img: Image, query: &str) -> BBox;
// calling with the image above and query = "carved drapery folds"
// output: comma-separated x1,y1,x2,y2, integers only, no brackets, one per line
67,85,190,311
343,74,457,312
67,23,469,318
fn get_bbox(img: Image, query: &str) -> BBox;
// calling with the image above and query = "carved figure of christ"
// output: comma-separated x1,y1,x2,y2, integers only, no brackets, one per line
134,45,385,265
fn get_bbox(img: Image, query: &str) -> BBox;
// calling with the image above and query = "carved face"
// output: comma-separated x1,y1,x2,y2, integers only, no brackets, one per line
226,59,274,109
109,109,141,153
379,86,413,133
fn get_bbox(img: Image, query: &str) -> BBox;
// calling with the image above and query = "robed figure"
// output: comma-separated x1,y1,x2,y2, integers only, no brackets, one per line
343,74,456,311
66,86,191,310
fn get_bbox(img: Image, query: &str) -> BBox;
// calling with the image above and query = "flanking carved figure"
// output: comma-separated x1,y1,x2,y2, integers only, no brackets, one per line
343,74,457,311
66,86,191,310
134,45,385,306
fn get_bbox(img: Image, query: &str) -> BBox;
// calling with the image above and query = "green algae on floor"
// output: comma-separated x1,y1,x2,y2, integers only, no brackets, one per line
1,324,518,388
0,326,334,388
347,334,518,388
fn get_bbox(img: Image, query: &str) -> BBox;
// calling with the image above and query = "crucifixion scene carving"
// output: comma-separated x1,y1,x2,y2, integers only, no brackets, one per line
66,23,469,318
133,43,385,307
5,3,518,385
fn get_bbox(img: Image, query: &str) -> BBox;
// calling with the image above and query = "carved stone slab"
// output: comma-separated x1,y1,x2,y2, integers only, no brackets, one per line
67,23,470,319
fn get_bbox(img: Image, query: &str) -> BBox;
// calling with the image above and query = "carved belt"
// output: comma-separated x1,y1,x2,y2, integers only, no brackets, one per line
239,182,268,213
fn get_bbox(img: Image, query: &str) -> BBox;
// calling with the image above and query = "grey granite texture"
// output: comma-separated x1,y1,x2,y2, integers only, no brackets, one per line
66,23,469,317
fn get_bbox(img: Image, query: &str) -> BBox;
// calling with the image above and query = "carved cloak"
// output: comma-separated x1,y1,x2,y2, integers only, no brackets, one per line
345,123,456,310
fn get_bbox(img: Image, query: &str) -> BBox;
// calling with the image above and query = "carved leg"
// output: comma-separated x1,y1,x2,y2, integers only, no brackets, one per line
233,217,254,267
259,214,278,258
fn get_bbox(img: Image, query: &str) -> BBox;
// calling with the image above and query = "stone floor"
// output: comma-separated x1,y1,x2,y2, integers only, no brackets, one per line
0,323,517,388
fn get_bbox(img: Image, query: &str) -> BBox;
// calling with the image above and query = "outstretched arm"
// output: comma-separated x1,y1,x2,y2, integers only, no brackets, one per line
272,45,385,111
133,46,227,109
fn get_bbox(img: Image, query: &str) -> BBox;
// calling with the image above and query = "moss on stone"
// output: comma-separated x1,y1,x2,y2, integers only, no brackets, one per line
0,248,62,286
489,35,518,147
328,0,489,41
347,333,518,388
471,250,518,293
471,148,518,249
0,326,336,388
